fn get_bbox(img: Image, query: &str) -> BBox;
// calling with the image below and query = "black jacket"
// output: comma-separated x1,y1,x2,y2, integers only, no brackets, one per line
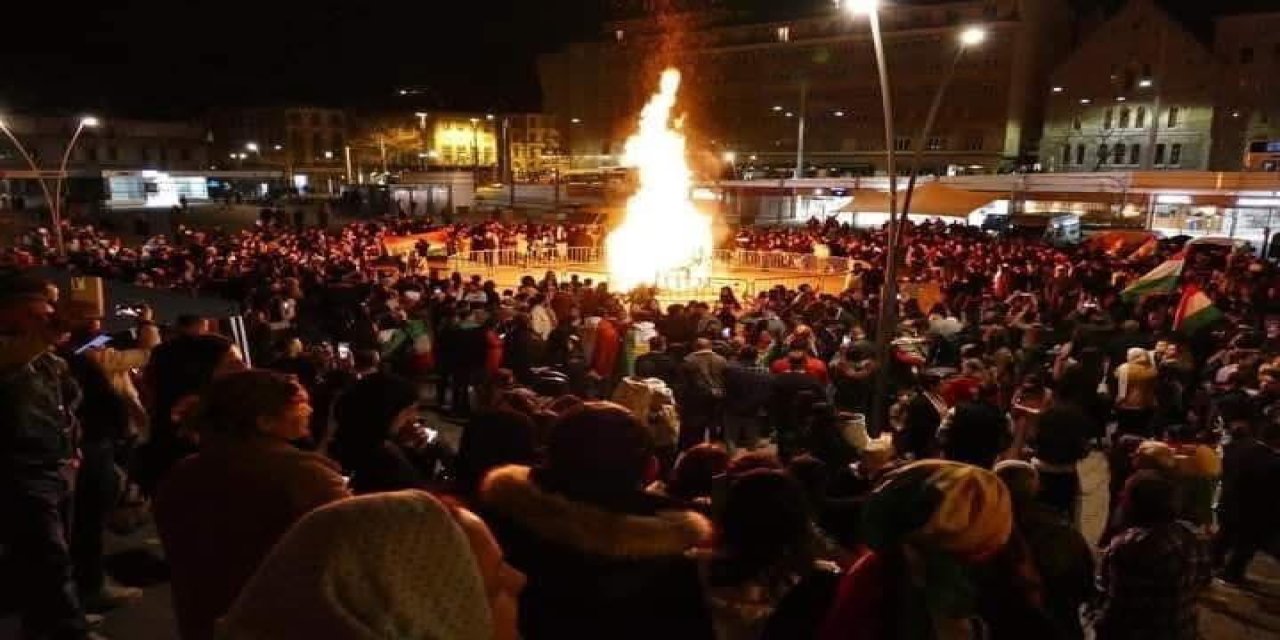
0,351,80,469
901,393,943,460
635,351,680,388
1219,436,1280,538
941,400,1010,469
479,465,714,640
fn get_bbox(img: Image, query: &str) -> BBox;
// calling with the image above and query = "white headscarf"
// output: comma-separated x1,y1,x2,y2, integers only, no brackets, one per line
218,491,492,640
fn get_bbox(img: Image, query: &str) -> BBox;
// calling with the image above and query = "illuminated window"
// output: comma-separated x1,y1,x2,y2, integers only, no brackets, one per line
1118,108,1130,128
926,136,943,151
1170,143,1182,165
1129,144,1140,164
776,26,791,43
615,29,625,42
1135,107,1146,128
1103,108,1113,129
1167,107,1180,128
1154,143,1166,165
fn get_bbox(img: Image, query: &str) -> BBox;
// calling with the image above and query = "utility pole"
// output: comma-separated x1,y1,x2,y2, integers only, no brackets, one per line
794,80,808,179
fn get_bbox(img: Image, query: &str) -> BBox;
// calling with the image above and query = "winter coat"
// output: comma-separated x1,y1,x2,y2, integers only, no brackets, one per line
479,465,714,640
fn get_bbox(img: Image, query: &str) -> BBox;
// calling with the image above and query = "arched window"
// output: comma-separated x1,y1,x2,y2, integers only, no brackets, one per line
1104,109,1114,129
1118,108,1131,129
1135,107,1147,128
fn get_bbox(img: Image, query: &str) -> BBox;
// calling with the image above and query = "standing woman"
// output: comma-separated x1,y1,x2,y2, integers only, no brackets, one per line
155,370,350,640
1113,348,1157,440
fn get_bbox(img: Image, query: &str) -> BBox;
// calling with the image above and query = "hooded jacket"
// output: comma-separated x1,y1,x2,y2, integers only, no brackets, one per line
479,465,714,640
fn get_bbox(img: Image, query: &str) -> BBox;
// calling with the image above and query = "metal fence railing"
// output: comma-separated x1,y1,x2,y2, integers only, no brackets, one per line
444,246,851,292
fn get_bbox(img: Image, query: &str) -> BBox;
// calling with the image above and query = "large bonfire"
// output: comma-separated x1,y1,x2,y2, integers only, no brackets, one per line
606,68,714,291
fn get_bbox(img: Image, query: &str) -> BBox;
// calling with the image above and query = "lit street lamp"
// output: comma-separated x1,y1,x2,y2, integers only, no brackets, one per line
841,0,902,429
899,26,988,226
245,142,259,153
0,114,99,255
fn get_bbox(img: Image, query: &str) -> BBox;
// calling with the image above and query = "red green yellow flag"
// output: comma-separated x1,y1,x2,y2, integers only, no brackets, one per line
1173,284,1223,334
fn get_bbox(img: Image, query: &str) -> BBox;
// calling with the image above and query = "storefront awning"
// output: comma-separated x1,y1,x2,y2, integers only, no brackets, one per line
839,183,995,217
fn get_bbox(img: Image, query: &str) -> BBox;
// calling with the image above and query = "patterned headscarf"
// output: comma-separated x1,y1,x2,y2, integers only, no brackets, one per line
861,460,1014,640
218,491,492,640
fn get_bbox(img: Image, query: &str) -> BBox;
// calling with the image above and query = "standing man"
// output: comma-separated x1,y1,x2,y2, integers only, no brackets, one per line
680,338,727,450
0,273,95,639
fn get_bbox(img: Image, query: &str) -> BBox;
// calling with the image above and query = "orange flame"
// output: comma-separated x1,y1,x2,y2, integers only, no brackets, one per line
606,68,713,291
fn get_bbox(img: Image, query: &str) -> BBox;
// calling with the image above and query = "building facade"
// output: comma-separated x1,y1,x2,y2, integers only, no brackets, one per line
1039,0,1217,173
540,0,1074,176
209,106,347,189
0,115,210,172
1210,11,1280,171
507,113,562,181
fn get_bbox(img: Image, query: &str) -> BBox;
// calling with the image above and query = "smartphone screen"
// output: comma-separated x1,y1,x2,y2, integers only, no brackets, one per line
74,334,112,355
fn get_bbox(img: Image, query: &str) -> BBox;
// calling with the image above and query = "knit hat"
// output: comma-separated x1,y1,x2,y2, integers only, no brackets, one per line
217,491,491,640
864,460,1013,561
861,460,1014,640
1134,440,1177,471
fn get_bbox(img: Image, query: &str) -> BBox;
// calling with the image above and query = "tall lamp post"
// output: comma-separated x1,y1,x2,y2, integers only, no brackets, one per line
842,0,900,430
899,26,987,220
0,114,99,256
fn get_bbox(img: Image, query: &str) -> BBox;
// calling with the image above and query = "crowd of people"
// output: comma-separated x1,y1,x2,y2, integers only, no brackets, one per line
1,209,1278,640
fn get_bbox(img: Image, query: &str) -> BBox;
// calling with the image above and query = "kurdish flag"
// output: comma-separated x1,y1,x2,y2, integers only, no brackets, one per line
1173,284,1223,334
1121,250,1185,301
1129,237,1158,260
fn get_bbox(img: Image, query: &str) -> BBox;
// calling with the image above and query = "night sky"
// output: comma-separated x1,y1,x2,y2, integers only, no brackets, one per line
0,0,1269,120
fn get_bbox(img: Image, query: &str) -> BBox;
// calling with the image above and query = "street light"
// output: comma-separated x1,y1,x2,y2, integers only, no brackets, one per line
0,114,100,255
272,144,283,151
900,25,989,222
842,0,880,15
0,116,61,252
959,26,986,47
245,142,259,153
842,0,900,430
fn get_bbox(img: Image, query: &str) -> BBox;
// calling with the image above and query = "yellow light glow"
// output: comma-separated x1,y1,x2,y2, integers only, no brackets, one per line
959,27,986,47
606,69,713,291
842,0,880,16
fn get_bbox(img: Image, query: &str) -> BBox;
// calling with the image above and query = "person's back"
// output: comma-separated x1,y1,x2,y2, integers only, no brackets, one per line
157,439,348,639
154,372,349,640
478,403,713,640
1096,471,1210,640
941,392,1008,469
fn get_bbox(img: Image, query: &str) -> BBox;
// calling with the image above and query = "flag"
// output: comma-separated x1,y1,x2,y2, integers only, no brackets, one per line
1129,237,1158,260
1173,285,1223,334
1121,250,1185,300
